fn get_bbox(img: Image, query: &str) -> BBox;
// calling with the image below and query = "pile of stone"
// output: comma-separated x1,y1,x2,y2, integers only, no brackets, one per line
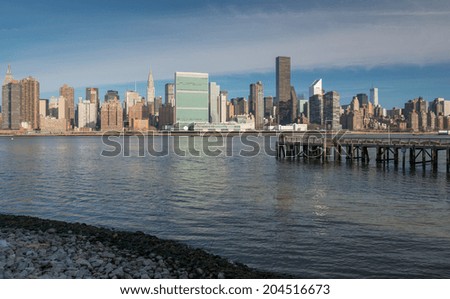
0,214,284,279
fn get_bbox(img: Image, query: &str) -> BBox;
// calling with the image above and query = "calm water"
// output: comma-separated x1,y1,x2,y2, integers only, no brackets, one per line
1,135,449,278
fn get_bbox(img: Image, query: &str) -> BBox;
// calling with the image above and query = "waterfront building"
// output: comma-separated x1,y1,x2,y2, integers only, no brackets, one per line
1,66,20,129
59,84,74,128
165,83,175,107
250,81,264,129
147,70,155,113
77,99,97,130
209,82,220,123
324,91,341,130
101,98,123,131
174,72,209,127
370,87,379,107
154,96,162,117
57,96,70,130
20,76,40,130
276,56,297,124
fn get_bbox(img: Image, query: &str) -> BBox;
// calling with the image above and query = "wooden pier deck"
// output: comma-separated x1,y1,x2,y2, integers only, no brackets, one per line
276,132,450,172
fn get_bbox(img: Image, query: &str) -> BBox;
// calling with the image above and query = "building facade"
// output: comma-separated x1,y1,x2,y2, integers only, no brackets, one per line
209,82,220,123
101,99,123,131
78,100,97,130
59,84,74,128
250,81,264,129
165,83,175,107
20,76,40,130
174,72,209,126
276,56,296,124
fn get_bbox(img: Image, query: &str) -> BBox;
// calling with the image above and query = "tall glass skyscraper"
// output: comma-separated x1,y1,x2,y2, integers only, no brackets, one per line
276,56,297,125
175,72,209,126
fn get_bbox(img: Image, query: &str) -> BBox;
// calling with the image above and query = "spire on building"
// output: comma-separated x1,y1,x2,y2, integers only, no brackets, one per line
146,69,155,106
3,64,14,85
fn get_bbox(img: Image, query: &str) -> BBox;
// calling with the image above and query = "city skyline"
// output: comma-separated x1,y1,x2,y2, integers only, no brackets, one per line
1,1,450,108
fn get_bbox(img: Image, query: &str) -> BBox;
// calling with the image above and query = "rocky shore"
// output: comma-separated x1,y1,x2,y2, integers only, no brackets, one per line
0,214,285,279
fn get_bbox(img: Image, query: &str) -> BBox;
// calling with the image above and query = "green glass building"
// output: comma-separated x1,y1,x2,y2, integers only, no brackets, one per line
175,72,209,127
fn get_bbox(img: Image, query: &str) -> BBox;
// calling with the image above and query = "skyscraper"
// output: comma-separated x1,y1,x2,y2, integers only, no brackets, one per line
104,90,119,102
209,82,220,123
2,66,20,129
60,84,74,128
101,98,123,131
264,96,273,117
356,93,369,107
165,83,175,107
147,70,155,113
174,72,209,126
219,90,227,123
20,76,40,130
370,87,379,107
309,94,324,126
309,79,323,99
250,81,264,130
324,91,341,130
276,56,297,124
86,87,99,104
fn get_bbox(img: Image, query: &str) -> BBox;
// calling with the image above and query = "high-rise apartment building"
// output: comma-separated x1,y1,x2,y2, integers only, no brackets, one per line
175,72,209,126
276,56,296,124
309,79,322,99
154,96,162,117
39,99,48,118
370,87,379,107
60,84,74,128
264,96,273,117
125,90,142,117
86,87,99,104
250,81,264,129
209,82,220,123
78,99,97,130
2,66,20,130
356,93,369,107
101,98,123,131
105,90,119,102
219,91,227,123
147,70,155,113
20,76,40,130
309,94,324,126
165,83,175,107
324,91,341,130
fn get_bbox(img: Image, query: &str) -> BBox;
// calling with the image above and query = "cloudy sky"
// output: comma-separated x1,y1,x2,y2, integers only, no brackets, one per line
1,0,450,108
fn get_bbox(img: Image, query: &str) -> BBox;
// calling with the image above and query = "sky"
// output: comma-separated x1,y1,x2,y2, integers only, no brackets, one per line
1,0,450,108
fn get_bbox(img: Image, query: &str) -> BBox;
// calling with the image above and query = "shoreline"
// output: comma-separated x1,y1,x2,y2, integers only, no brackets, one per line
0,130,444,138
0,214,287,279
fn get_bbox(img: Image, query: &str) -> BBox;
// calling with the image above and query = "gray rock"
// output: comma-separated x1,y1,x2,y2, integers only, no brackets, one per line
217,272,225,279
76,258,92,269
196,268,204,276
140,273,150,279
47,228,57,234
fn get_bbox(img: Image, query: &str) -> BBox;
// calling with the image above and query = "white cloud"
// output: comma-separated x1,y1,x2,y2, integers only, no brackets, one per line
4,5,450,93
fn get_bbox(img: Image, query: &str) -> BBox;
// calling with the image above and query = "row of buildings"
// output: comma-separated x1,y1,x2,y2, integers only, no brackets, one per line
2,57,450,133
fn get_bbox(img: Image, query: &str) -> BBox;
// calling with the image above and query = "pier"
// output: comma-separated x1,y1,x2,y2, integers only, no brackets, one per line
276,132,450,172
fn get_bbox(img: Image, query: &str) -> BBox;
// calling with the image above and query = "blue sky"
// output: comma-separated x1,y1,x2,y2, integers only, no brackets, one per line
1,0,450,108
